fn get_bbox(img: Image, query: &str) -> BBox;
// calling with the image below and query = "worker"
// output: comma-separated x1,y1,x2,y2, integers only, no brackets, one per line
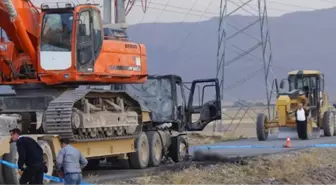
295,102,309,126
9,128,45,185
56,138,88,185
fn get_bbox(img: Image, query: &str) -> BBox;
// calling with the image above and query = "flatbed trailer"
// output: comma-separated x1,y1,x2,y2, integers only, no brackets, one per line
0,75,222,184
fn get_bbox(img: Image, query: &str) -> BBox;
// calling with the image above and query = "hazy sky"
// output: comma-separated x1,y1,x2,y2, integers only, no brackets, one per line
31,0,336,24
126,0,336,24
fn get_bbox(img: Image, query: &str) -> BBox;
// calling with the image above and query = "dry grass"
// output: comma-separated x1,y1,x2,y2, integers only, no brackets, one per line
113,148,336,184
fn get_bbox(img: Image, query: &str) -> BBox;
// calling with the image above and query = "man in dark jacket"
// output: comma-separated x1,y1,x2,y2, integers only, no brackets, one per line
9,128,45,184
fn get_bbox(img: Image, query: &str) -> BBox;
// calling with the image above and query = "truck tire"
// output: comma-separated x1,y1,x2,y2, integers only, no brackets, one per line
256,113,269,141
323,110,334,137
0,155,5,184
169,135,188,163
3,142,19,185
37,140,53,184
128,132,149,169
147,131,163,167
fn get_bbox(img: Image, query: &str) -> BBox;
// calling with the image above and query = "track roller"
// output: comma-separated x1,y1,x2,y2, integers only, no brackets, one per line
168,135,188,163
323,110,335,137
256,113,269,141
128,132,150,169
147,131,163,167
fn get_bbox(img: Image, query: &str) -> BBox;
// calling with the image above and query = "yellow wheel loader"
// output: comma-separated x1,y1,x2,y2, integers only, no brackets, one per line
256,70,335,141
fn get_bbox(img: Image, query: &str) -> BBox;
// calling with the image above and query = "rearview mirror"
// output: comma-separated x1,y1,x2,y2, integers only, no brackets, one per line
279,79,286,89
274,78,279,94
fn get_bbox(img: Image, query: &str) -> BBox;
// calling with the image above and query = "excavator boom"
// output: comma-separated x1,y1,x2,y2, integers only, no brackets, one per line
0,0,38,60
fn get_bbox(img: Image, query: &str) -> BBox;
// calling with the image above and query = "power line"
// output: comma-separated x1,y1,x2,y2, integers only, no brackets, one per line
133,4,217,18
167,0,215,54
133,0,328,21
267,0,318,10
138,0,153,24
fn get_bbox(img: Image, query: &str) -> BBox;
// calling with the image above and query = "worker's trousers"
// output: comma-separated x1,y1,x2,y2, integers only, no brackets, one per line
64,172,82,185
20,163,44,184
296,120,307,132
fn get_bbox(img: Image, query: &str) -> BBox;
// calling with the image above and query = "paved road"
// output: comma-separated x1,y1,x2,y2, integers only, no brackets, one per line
190,135,336,158
51,135,336,184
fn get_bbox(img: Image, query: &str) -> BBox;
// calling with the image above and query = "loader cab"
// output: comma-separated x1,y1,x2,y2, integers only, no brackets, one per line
40,3,103,73
280,70,324,112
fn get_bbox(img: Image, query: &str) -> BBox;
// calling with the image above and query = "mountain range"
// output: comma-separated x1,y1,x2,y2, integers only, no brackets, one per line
127,7,336,102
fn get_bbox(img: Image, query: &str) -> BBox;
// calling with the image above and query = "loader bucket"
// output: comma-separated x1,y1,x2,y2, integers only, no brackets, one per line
277,127,321,139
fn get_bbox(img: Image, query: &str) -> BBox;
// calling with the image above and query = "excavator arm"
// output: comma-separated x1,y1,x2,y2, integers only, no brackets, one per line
0,0,39,61
0,0,40,82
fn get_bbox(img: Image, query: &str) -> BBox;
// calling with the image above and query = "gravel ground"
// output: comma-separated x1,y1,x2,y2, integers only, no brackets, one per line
107,148,336,184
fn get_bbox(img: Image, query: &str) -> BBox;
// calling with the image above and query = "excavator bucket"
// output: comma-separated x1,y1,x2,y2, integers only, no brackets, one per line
277,127,321,139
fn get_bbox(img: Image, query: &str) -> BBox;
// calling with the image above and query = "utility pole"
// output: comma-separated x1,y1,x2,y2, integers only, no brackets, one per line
103,0,128,30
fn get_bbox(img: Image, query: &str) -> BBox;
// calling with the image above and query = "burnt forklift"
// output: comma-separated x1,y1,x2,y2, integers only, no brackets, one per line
257,70,334,140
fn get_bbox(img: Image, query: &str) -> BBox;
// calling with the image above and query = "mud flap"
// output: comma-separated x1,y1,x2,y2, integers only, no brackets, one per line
277,127,321,139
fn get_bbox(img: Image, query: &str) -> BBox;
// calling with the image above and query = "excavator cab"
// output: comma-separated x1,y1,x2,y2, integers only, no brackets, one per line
36,2,146,85
40,2,100,72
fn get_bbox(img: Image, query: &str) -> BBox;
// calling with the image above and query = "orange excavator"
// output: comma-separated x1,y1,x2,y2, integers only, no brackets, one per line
0,0,150,141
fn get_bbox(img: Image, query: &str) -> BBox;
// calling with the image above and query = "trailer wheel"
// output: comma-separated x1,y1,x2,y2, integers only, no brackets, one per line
3,142,19,185
256,113,269,141
323,110,334,137
128,132,150,169
0,155,5,184
37,140,53,184
169,135,188,163
84,159,100,170
147,131,163,167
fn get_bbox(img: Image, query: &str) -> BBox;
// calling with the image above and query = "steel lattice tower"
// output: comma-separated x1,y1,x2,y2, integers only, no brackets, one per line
215,0,275,133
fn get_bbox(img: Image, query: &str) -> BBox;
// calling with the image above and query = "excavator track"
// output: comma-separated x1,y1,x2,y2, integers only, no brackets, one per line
44,89,90,141
44,89,140,142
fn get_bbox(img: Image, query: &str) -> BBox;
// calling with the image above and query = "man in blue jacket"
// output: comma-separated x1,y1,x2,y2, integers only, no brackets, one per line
56,138,88,185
